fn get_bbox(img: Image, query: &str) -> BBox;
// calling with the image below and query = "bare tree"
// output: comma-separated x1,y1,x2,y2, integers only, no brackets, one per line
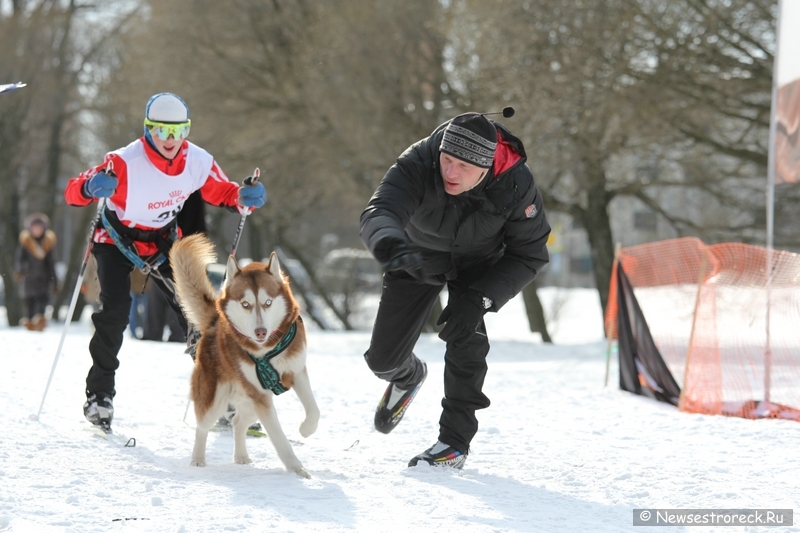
447,0,776,319
0,0,136,325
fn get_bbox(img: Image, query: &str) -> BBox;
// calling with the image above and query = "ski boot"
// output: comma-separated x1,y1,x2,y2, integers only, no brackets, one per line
84,391,114,432
408,441,468,469
374,361,427,434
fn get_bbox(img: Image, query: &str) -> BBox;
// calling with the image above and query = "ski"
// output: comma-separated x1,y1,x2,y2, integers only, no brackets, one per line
0,82,26,94
84,423,136,447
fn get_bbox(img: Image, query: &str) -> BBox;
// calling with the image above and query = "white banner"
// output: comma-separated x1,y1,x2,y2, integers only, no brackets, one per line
776,0,800,184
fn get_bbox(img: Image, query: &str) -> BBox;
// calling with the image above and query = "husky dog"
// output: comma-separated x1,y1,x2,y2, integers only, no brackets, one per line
170,234,319,478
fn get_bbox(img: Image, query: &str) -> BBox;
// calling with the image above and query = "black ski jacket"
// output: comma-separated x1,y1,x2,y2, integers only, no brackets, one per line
360,120,550,311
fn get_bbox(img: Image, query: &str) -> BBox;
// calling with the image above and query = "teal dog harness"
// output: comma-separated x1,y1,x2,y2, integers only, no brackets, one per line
249,321,298,395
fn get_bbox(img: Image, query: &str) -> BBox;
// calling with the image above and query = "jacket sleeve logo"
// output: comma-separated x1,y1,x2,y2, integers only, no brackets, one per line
525,204,537,218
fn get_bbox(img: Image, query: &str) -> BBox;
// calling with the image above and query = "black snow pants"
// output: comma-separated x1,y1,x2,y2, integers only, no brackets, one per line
364,264,492,454
85,243,187,397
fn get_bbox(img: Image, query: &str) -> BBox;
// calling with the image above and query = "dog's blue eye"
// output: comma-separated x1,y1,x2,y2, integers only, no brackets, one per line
265,299,272,307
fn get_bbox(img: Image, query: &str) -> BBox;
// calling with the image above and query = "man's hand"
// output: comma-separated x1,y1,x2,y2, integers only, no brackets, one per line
83,171,118,199
377,238,423,276
238,180,267,209
437,289,487,343
384,248,424,274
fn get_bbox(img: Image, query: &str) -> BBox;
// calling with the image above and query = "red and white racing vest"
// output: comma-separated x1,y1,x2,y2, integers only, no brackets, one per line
108,140,214,229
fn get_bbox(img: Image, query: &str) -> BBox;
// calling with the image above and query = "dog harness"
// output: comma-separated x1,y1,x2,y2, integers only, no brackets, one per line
249,321,298,395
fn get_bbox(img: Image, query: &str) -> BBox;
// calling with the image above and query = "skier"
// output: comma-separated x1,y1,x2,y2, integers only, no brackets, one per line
360,109,550,468
64,92,267,430
14,213,58,331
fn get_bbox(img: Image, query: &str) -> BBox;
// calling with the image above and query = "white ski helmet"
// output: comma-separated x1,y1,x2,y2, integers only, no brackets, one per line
145,93,189,123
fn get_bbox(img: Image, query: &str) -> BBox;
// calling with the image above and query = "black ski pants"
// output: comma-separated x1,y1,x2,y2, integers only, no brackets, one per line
85,243,187,397
365,264,491,453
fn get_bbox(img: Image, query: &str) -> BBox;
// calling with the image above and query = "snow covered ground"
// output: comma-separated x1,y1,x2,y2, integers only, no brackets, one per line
0,289,798,533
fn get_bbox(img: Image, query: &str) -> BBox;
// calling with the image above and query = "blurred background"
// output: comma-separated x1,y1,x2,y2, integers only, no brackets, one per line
0,0,795,339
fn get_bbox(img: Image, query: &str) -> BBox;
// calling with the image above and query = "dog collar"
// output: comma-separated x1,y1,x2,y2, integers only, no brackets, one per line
248,321,297,395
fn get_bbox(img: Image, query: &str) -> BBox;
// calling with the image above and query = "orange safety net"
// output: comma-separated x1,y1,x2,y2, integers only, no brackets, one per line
605,237,800,421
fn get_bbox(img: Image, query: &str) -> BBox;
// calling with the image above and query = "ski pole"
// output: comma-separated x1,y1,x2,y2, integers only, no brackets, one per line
230,168,259,258
33,163,114,421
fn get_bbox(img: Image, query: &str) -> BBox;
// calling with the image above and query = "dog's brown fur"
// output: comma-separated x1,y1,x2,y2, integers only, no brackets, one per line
171,234,319,477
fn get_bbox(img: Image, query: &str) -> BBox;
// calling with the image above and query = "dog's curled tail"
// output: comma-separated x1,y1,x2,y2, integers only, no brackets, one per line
170,233,219,331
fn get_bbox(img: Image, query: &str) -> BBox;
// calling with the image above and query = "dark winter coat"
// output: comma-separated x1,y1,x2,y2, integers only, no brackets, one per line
360,120,550,311
14,228,58,299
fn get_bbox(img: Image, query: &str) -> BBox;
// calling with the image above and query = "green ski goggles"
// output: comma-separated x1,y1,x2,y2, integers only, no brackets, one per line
144,118,191,141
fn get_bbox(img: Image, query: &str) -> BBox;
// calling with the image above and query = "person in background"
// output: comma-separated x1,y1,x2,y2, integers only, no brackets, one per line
141,280,185,342
63,92,267,430
14,213,58,331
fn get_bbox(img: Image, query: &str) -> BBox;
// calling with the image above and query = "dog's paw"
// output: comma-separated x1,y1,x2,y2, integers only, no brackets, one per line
190,457,207,467
299,417,318,438
234,454,253,465
293,466,311,479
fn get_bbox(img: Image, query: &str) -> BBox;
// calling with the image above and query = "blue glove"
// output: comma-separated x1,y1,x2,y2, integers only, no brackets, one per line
437,289,487,343
83,171,118,199
238,181,267,209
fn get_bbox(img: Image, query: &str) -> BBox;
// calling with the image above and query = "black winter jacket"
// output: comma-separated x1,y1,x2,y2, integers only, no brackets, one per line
360,120,550,311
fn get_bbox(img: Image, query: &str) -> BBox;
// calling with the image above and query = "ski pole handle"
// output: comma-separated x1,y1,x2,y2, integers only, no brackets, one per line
230,167,260,258
243,167,259,187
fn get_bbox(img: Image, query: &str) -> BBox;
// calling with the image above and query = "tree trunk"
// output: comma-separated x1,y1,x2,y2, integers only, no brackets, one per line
581,186,615,322
248,216,264,263
0,188,23,326
43,110,66,217
522,279,552,343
